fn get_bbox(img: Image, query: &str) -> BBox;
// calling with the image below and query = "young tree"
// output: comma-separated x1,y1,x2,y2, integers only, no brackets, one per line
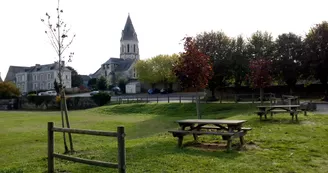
247,58,272,104
174,37,213,118
0,82,20,98
41,0,76,153
304,21,328,101
273,33,303,94
195,31,231,101
54,79,60,95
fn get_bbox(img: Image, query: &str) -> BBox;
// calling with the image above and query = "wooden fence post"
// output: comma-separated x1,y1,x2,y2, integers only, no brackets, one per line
179,96,181,103
192,96,194,103
157,96,159,103
48,122,54,173
147,97,149,103
168,96,170,103
117,126,126,173
234,94,238,103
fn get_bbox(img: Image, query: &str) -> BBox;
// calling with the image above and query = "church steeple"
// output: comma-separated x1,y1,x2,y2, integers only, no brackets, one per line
120,14,139,60
121,14,138,41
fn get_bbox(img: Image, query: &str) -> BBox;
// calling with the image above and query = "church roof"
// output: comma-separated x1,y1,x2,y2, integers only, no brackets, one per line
103,57,135,72
121,14,138,41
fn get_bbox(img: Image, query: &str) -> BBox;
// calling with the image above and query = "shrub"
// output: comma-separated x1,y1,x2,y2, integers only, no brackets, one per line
27,96,55,108
91,92,111,106
0,82,21,99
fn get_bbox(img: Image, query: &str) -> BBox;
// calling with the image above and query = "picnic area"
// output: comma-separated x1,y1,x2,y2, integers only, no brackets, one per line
1,103,328,173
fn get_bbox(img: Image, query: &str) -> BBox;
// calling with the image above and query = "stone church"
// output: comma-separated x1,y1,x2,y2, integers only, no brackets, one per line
92,14,141,93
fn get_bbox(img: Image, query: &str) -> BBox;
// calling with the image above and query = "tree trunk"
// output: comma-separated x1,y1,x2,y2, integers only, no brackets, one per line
60,91,69,153
323,82,328,101
211,89,216,100
260,88,264,105
196,89,201,119
63,91,74,152
219,90,223,104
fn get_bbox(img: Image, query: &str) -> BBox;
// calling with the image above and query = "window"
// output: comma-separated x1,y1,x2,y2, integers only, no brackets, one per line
22,84,25,91
105,70,107,76
47,73,51,80
33,75,36,81
37,74,40,81
134,44,136,52
33,83,38,90
40,74,43,81
40,83,44,89
48,83,51,89
22,75,25,81
127,44,130,52
66,75,68,79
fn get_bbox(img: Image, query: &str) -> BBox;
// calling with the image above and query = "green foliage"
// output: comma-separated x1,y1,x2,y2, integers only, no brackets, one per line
273,32,303,92
66,66,83,87
136,54,179,86
88,78,98,89
91,92,111,106
0,82,21,99
97,76,108,90
230,36,249,88
247,31,275,59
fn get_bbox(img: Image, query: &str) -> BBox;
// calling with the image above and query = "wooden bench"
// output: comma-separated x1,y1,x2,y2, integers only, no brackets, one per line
168,129,248,151
201,126,252,132
255,109,303,121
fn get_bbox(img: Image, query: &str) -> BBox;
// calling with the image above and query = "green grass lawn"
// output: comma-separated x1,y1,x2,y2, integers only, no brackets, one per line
1,103,328,173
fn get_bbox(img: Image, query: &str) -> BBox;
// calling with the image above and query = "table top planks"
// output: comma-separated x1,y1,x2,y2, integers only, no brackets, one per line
257,105,300,108
175,119,247,125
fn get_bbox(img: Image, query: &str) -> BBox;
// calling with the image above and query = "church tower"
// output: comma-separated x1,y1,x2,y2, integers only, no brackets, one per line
120,14,139,60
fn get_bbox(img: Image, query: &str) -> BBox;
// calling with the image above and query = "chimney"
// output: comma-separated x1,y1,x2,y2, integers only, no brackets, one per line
35,64,40,67
61,61,65,67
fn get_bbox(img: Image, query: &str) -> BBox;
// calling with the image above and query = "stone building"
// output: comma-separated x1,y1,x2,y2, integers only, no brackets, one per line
4,61,71,93
92,14,140,93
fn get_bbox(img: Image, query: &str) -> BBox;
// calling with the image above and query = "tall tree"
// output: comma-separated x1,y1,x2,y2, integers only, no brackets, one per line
66,66,83,87
304,21,328,100
135,59,157,88
247,58,273,104
195,31,231,100
174,37,213,118
247,31,275,60
273,33,303,94
97,76,108,90
230,35,249,92
41,0,75,153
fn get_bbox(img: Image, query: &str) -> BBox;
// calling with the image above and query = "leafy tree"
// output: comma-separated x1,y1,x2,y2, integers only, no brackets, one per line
247,31,275,59
304,21,328,101
97,76,108,90
195,31,231,100
174,37,213,118
87,78,98,89
247,58,272,104
230,35,249,92
273,33,303,94
135,60,157,88
136,54,178,88
66,66,82,87
41,0,76,153
0,82,20,99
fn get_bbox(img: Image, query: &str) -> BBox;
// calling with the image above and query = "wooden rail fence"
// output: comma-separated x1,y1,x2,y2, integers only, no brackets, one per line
47,122,126,173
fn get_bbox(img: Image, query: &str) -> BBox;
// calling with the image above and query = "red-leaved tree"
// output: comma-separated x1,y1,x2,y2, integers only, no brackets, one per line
174,37,213,118
247,58,272,104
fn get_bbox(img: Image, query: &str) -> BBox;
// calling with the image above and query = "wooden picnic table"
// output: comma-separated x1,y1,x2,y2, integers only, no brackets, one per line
168,119,252,151
256,105,302,121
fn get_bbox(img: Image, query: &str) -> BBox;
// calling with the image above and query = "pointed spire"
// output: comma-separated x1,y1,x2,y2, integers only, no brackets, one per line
121,14,138,41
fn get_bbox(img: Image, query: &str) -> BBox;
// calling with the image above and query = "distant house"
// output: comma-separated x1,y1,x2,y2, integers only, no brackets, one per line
4,61,72,93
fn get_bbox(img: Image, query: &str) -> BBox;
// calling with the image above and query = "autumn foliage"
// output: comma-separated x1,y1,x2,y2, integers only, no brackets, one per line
247,58,272,89
174,37,213,89
0,82,21,99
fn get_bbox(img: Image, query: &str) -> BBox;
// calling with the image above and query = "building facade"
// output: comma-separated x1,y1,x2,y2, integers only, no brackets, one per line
5,62,71,93
92,14,139,87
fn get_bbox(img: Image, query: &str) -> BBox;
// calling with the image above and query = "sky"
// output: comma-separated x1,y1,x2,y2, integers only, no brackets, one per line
1,0,328,80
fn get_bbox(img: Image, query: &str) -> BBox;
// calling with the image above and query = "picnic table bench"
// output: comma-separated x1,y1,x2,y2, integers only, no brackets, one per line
255,105,304,121
168,119,252,151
